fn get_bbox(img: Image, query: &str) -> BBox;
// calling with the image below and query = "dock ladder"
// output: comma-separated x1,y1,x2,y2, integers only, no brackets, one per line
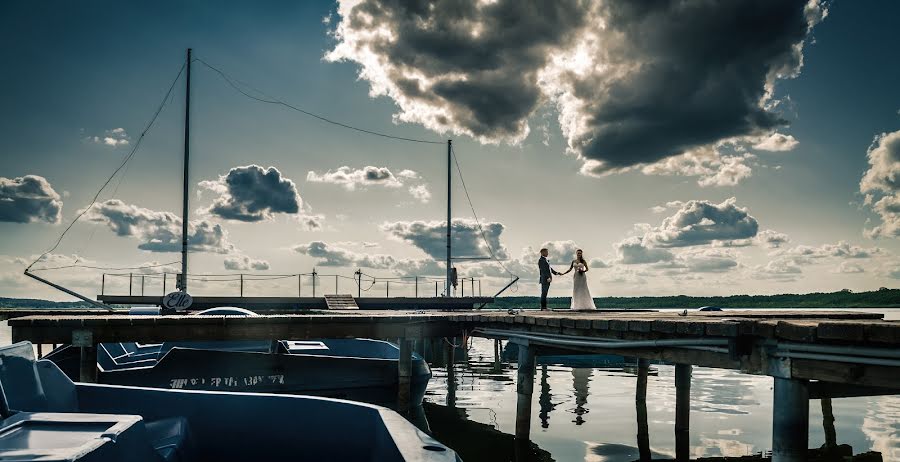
324,294,359,310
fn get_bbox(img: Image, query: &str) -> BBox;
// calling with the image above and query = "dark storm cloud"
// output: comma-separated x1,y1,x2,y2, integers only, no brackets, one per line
329,0,824,174
202,165,300,222
380,219,508,260
644,198,759,247
86,199,233,253
0,175,63,224
327,0,592,142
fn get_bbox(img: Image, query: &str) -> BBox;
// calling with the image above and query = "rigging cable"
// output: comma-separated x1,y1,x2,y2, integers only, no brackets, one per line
194,57,444,146
30,261,181,272
450,144,518,281
26,62,188,272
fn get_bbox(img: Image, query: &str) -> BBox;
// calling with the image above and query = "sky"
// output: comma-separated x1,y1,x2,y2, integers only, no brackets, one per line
1,0,900,301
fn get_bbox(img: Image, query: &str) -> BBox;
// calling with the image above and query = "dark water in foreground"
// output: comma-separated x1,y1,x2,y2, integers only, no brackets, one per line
420,309,900,462
2,309,898,461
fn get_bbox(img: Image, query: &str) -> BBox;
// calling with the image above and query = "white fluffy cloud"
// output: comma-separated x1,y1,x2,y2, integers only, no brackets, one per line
859,129,900,238
224,255,270,271
201,165,301,222
307,166,430,203
88,127,130,147
328,0,824,182
643,198,759,247
615,237,675,264
293,241,395,269
753,132,799,152
85,199,234,253
756,229,791,249
0,175,63,224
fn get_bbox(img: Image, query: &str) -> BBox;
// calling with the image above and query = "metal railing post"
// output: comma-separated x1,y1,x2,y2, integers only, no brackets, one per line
335,275,338,295
415,276,418,298
240,274,244,297
471,278,475,297
129,273,133,296
461,278,465,297
479,280,481,296
141,275,145,296
298,274,301,297
435,281,438,297
312,270,317,297
101,274,105,295
356,270,362,298
386,281,390,298
162,273,166,294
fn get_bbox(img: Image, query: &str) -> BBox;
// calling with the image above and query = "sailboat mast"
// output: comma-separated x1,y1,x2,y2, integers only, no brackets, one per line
446,139,452,297
178,48,192,291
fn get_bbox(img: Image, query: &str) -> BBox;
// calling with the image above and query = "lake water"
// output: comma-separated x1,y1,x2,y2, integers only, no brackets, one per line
2,308,898,461
420,308,900,462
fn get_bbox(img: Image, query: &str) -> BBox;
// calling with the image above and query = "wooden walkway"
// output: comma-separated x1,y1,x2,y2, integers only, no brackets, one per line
8,308,898,462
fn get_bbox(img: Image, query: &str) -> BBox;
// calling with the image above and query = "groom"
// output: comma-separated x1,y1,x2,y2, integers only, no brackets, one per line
538,248,562,310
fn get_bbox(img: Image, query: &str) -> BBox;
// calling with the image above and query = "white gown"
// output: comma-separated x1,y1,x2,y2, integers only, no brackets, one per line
570,261,596,310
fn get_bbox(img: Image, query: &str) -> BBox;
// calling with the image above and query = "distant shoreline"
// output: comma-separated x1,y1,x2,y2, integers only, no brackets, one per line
2,288,899,309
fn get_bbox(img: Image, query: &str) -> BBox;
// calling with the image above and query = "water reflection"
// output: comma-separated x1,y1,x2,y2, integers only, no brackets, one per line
422,335,899,462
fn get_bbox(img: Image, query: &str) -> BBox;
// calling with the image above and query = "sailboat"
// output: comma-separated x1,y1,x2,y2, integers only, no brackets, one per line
36,49,432,407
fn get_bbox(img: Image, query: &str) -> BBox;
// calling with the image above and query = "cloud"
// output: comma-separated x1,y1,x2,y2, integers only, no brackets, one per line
676,249,739,273
643,198,759,247
859,129,900,238
833,261,864,274
85,199,234,253
0,175,63,224
88,127,130,147
201,165,301,222
752,257,803,281
306,166,402,190
224,255,270,271
756,229,790,249
293,241,395,269
381,219,509,260
328,0,825,180
408,184,431,204
299,213,325,231
631,145,755,187
776,241,884,263
753,132,799,152
615,237,675,264
306,166,430,202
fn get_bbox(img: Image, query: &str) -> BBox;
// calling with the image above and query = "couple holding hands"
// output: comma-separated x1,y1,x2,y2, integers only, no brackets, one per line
537,248,596,311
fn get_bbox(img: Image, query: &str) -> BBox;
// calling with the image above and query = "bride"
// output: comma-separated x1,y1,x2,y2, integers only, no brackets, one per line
562,249,596,310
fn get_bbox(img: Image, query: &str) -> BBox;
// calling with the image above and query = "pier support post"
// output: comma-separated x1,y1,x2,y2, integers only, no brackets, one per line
37,344,43,359
397,338,413,414
773,377,809,462
821,397,837,451
636,358,651,462
446,338,457,408
515,342,536,443
79,346,98,383
493,339,501,372
675,364,691,462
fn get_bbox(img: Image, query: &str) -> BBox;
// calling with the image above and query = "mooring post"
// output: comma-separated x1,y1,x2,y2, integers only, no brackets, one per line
675,364,691,462
821,397,837,451
515,342,537,443
398,337,413,414
446,338,457,408
636,358,651,462
773,377,809,462
79,346,98,383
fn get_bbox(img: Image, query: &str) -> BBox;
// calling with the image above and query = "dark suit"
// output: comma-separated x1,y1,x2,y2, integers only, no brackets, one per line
538,256,556,309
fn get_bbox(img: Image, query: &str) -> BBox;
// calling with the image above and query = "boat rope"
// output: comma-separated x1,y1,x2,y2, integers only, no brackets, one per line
195,57,444,146
26,62,187,273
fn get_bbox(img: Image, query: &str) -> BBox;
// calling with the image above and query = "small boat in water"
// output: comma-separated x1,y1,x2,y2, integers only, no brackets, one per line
0,341,458,462
44,309,431,406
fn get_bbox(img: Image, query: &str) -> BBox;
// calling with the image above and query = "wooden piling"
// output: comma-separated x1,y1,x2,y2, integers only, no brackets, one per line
772,377,809,462
397,338,413,414
79,346,98,383
675,363,691,462
446,337,457,408
636,358,651,462
821,397,837,450
515,342,536,443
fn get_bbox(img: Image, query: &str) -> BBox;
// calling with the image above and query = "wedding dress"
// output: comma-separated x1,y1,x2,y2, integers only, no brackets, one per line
570,261,596,310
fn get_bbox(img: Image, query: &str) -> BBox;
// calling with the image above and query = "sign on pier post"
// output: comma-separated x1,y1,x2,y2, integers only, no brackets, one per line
163,291,193,311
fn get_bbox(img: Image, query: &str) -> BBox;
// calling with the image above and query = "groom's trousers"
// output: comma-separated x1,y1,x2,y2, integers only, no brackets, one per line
540,282,550,309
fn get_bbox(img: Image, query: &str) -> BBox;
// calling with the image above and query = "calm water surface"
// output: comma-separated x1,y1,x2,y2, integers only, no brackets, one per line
421,308,900,462
2,308,897,461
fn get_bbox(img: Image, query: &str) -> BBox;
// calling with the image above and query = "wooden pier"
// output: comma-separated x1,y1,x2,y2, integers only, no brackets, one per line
8,308,900,462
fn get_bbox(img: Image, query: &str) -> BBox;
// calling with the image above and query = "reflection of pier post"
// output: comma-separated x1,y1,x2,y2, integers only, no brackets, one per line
398,338,413,414
636,358,651,462
674,364,691,462
772,378,809,462
493,339,501,372
515,342,536,443
821,397,837,451
538,364,551,429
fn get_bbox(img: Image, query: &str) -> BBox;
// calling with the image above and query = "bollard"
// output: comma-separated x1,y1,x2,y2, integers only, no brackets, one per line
515,342,536,443
772,378,809,462
675,364,691,462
